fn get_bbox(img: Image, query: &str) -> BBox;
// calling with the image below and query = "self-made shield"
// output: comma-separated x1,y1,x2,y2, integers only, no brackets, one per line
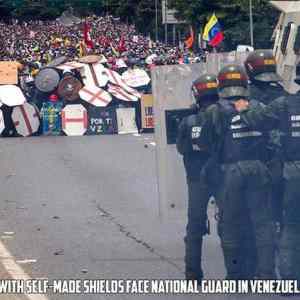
79,55,101,64
57,74,82,101
107,84,138,102
87,106,118,135
152,63,209,218
122,69,151,87
79,85,112,107
35,68,60,93
0,85,26,106
61,104,88,136
104,69,141,98
46,56,68,68
80,63,108,87
12,102,40,137
56,61,85,72
0,62,18,85
116,107,138,134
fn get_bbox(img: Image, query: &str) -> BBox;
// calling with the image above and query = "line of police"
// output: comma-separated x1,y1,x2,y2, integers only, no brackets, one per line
176,49,300,284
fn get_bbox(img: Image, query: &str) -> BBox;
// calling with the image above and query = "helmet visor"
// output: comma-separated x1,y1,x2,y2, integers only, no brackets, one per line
254,72,282,83
219,86,249,98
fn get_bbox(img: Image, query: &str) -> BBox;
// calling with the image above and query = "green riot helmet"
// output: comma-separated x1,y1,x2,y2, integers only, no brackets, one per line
245,49,282,83
192,74,219,106
218,64,249,98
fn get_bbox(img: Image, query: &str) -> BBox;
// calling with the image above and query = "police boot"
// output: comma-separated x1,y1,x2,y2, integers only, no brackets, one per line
184,236,203,282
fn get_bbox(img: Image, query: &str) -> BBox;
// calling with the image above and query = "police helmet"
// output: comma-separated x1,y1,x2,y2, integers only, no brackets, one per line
192,74,218,104
245,49,282,83
218,64,249,98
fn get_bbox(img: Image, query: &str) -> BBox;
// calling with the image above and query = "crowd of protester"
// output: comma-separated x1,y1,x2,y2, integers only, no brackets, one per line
0,15,206,71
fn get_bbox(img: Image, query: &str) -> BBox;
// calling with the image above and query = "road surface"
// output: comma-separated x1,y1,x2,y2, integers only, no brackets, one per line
0,134,296,300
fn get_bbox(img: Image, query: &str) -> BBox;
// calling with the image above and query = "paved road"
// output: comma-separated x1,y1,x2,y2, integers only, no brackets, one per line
0,134,297,300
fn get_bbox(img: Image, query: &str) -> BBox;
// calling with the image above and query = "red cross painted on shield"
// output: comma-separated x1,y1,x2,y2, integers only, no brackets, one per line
81,88,110,105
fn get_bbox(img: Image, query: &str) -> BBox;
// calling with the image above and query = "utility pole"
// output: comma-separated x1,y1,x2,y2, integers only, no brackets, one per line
155,0,158,41
249,0,254,47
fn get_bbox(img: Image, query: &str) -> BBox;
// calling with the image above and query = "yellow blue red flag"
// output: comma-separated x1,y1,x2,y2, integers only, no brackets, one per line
203,14,224,47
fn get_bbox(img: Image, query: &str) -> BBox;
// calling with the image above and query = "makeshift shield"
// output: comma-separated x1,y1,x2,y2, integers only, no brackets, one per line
61,104,88,136
12,103,40,137
57,74,82,101
0,62,18,85
79,85,112,107
122,69,151,88
116,108,138,134
46,56,68,68
80,63,108,87
152,63,209,218
35,68,60,93
0,85,26,106
79,55,101,64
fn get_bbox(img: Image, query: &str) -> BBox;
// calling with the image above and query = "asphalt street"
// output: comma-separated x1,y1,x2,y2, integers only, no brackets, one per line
0,134,297,300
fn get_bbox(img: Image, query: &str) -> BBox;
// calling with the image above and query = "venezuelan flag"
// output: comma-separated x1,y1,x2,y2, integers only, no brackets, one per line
203,14,224,47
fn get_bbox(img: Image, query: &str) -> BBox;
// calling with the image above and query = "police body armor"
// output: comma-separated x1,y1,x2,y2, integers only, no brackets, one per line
219,99,268,164
282,95,300,162
178,113,210,180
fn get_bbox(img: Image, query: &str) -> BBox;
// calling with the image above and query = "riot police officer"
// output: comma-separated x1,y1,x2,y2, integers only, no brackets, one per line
234,63,300,284
211,64,275,279
245,50,287,276
176,74,219,282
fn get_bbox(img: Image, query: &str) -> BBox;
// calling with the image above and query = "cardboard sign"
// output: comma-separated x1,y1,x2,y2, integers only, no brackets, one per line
0,62,18,85
62,104,87,136
87,106,118,135
116,107,138,134
12,103,40,137
141,94,154,129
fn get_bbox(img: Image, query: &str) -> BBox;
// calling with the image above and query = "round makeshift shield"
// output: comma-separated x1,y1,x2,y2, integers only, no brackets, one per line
122,69,151,87
79,55,101,64
12,102,40,137
46,56,68,68
0,85,26,106
35,68,60,93
57,75,82,101
62,104,88,136
79,85,112,107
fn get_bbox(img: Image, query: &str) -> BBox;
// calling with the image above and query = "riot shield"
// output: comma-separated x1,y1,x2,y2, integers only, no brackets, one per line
152,63,208,219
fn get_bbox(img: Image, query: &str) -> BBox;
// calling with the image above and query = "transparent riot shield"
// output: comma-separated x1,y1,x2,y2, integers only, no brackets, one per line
152,63,208,219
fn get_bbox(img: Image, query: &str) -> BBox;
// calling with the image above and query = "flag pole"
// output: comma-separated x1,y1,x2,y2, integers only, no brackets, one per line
155,0,158,42
249,0,254,46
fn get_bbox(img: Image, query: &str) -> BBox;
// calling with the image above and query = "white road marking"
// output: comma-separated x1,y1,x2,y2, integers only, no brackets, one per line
0,240,49,300
16,259,37,265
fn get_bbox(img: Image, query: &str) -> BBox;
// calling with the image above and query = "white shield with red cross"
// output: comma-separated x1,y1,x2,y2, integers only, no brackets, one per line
107,84,138,102
104,68,141,98
61,104,88,136
12,103,40,137
80,63,109,88
79,85,112,107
